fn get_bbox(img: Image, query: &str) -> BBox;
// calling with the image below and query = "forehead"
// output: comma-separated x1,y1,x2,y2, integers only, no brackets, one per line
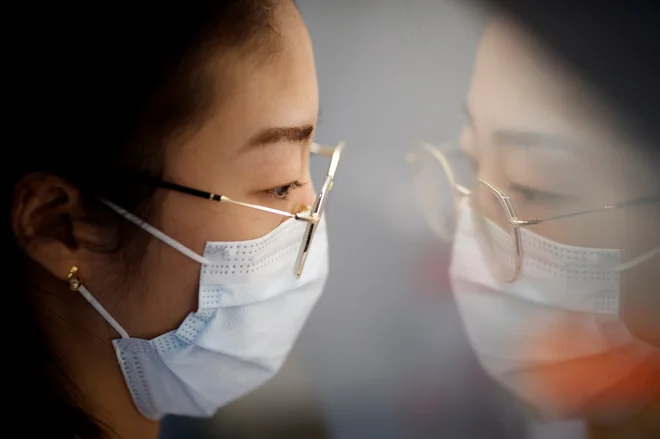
466,16,657,194
228,20,318,115
203,9,319,155
469,19,580,128
467,17,619,142
163,4,319,184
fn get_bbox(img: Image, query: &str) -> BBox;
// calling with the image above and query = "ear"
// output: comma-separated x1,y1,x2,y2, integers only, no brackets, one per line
11,173,112,282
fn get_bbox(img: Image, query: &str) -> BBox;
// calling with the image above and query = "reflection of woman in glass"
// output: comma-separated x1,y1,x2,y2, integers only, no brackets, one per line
7,2,341,438
409,13,660,438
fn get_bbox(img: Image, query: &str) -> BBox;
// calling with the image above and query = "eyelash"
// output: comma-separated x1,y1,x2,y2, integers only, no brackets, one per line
266,180,307,200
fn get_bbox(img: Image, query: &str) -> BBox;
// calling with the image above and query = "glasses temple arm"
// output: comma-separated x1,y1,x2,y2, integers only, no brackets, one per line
219,195,319,223
120,172,318,223
512,193,660,226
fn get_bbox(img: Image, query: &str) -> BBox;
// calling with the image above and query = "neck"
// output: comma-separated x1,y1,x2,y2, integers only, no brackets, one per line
32,277,160,439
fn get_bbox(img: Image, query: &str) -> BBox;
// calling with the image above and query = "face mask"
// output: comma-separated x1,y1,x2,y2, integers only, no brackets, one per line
74,201,330,420
449,199,658,420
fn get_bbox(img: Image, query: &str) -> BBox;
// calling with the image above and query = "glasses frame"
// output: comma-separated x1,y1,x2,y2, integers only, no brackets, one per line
409,142,660,282
127,141,344,278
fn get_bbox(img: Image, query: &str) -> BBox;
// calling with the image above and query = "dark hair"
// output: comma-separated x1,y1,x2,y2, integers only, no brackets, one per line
6,2,285,438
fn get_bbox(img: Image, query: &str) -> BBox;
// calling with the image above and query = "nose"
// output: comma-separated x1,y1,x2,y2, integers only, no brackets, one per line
301,180,317,207
285,181,315,217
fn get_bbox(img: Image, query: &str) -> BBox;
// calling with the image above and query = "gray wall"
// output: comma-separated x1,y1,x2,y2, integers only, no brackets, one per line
298,1,519,438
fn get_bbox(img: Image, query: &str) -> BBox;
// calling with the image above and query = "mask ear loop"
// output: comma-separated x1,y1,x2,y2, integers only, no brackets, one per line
102,200,211,265
615,246,660,272
68,266,130,339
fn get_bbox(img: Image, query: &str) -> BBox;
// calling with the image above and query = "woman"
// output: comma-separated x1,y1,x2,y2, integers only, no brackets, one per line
410,12,659,439
6,1,338,438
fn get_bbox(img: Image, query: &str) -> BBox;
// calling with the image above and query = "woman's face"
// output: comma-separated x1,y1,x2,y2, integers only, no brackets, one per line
463,16,660,344
82,1,320,339
460,15,660,413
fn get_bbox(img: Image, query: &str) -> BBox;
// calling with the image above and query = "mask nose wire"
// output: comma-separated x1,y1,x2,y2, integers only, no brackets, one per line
102,199,211,265
615,246,660,271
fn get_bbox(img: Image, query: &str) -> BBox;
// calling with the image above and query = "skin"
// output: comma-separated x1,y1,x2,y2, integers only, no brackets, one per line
11,2,319,438
462,14,660,434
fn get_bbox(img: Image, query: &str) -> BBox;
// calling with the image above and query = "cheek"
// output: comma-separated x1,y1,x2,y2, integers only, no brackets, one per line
114,201,294,339
527,213,624,248
114,237,202,339
159,185,286,244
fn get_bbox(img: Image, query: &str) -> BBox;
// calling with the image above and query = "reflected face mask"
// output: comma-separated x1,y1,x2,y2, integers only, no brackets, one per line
448,199,657,419
76,201,330,420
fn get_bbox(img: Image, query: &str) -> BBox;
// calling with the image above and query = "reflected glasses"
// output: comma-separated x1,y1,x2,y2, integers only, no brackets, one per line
406,142,660,282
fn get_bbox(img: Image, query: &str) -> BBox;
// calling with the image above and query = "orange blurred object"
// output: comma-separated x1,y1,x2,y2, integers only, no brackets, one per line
525,322,660,417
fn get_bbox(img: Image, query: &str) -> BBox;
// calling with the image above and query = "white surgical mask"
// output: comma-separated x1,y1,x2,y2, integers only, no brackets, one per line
449,198,658,419
75,201,329,420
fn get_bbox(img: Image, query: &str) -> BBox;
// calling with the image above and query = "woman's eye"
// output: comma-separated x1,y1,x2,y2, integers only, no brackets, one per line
266,180,307,200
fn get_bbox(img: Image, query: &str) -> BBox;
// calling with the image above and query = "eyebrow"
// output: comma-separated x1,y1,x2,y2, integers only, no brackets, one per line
463,104,578,151
491,130,579,151
248,124,315,147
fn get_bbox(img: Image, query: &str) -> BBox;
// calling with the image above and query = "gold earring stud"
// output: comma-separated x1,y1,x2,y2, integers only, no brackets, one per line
67,265,82,292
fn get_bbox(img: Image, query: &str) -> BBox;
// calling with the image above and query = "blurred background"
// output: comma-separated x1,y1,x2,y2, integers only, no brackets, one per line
160,0,657,438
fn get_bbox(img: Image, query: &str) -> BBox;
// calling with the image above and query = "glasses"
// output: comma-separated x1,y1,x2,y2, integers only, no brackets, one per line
407,142,660,283
131,141,344,278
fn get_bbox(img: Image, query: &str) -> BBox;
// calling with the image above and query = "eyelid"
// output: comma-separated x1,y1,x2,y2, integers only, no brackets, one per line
265,180,308,200
508,182,571,201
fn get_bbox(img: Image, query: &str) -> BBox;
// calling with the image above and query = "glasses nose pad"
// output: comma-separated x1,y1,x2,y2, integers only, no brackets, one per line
292,204,311,215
